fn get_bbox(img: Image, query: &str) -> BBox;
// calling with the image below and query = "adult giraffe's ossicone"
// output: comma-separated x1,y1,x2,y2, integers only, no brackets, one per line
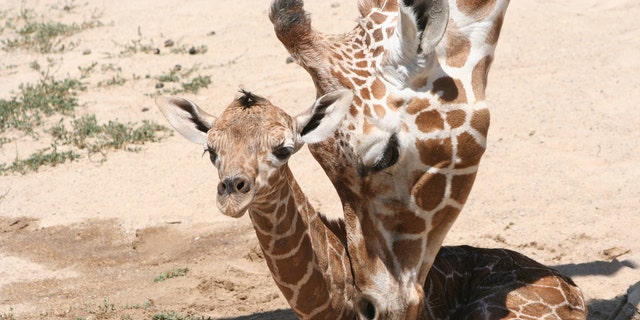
271,0,510,318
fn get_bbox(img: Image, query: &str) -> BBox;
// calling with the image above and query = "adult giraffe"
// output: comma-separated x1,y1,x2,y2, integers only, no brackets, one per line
270,0,513,318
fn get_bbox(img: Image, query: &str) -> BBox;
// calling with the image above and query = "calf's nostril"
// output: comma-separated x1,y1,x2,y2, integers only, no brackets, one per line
218,177,250,195
236,179,251,193
217,180,229,195
357,297,377,320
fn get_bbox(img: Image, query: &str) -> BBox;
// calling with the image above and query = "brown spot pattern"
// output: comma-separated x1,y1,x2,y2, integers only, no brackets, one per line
432,77,467,104
361,87,371,100
445,22,471,68
372,28,383,42
331,69,352,89
446,109,467,128
415,110,444,133
380,209,426,235
413,173,446,211
386,95,403,110
274,235,313,284
450,173,477,205
486,14,505,45
415,138,452,168
456,132,485,168
394,239,423,270
426,205,460,244
458,0,497,20
471,55,493,101
296,268,331,314
406,98,430,115
369,11,387,24
470,108,490,136
371,78,386,100
349,105,359,117
353,95,363,108
353,77,367,87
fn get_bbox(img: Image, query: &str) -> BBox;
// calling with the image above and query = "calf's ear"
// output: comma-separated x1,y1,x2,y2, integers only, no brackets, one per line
155,96,216,145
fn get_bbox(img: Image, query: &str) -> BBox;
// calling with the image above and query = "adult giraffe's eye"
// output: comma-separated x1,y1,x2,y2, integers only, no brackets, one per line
372,134,399,172
273,146,294,161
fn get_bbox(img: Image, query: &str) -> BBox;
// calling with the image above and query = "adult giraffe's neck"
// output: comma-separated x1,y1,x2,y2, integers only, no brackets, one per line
436,0,509,103
248,166,354,319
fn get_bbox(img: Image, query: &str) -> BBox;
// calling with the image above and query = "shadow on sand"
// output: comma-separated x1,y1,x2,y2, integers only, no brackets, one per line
215,308,297,320
553,260,638,320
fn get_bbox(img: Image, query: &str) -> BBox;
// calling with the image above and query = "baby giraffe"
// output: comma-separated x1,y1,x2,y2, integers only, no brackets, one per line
156,89,357,319
156,90,586,320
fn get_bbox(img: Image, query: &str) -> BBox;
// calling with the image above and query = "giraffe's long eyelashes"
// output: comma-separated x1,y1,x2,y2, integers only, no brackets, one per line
272,145,294,161
358,134,400,177
204,146,218,165
372,134,399,172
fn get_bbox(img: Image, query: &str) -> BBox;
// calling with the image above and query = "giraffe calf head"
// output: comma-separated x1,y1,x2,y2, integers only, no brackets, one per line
156,89,353,218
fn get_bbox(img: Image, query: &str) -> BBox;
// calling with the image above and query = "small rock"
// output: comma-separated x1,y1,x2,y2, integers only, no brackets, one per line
155,83,164,89
141,107,149,112
223,280,235,291
153,48,160,55
164,39,175,47
285,56,295,64
331,2,340,8
173,64,182,71
207,30,216,36
82,49,91,55
188,46,197,55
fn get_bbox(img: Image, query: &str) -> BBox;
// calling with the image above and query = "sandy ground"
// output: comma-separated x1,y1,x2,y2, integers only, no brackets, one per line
0,0,639,319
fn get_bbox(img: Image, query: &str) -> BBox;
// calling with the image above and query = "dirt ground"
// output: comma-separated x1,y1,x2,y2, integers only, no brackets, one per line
1,0,639,319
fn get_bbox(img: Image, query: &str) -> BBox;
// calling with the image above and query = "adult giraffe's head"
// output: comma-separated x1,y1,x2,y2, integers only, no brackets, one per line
271,0,509,318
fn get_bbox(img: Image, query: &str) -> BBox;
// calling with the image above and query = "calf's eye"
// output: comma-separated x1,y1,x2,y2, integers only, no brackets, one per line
205,147,218,164
273,146,293,161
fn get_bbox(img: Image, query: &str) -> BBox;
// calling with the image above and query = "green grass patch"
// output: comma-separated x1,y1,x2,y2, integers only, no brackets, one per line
0,72,171,174
61,115,171,154
97,74,126,87
152,311,203,320
153,65,211,95
117,38,156,57
0,75,85,134
154,268,190,283
1,8,102,53
180,75,212,94
0,145,80,174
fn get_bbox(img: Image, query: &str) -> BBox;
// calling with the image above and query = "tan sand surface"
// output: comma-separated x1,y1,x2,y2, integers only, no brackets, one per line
0,0,638,319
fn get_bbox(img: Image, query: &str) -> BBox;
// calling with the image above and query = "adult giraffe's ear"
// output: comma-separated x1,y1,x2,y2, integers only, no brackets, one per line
392,0,449,59
415,0,449,54
296,89,353,144
155,96,216,145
